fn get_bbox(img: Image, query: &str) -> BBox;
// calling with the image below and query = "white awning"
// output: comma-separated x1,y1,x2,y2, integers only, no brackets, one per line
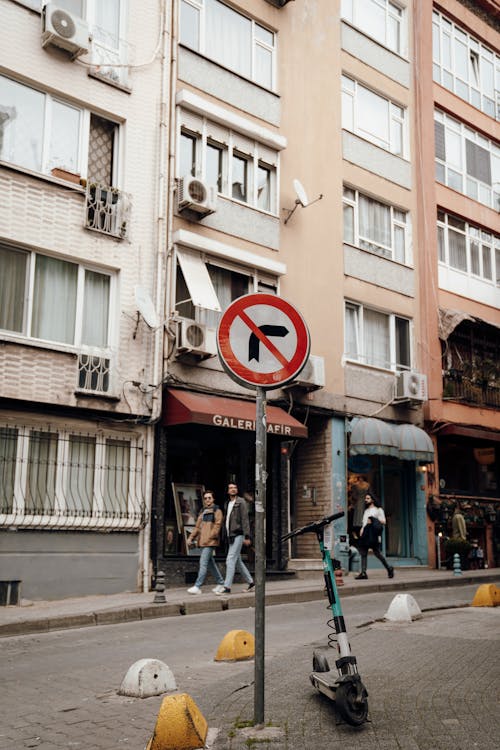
176,248,221,312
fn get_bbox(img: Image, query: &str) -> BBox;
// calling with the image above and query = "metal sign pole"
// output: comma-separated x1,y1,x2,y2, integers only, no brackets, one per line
254,385,267,726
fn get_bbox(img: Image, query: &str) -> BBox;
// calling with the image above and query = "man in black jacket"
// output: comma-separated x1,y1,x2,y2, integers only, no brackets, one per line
215,482,255,595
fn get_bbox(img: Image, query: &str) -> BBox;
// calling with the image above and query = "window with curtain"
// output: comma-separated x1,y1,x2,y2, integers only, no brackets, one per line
342,186,410,263
437,210,499,285
0,428,17,514
104,440,130,516
434,109,499,211
341,75,407,156
432,9,499,119
178,111,278,213
341,0,405,55
67,436,95,515
26,431,57,514
0,428,142,527
0,242,113,349
344,301,411,370
175,254,277,328
180,0,275,89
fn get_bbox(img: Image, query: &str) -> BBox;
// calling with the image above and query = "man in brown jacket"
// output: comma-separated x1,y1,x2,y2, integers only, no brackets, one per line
187,490,225,595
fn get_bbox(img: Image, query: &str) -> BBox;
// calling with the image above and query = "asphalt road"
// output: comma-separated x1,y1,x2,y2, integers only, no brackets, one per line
1,584,499,750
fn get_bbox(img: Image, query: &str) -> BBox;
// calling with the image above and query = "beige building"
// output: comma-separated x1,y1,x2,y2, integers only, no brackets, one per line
0,0,166,599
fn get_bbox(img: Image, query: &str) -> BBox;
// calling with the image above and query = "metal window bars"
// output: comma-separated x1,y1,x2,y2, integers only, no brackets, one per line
85,183,131,239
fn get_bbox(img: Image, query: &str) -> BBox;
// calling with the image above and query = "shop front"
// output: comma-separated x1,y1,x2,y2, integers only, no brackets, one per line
347,417,434,567
152,388,307,585
429,425,500,569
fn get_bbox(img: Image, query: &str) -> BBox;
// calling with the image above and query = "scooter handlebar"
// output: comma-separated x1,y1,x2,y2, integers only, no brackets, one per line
281,510,345,541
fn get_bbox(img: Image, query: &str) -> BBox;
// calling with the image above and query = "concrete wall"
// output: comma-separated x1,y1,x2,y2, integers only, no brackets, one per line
0,530,140,601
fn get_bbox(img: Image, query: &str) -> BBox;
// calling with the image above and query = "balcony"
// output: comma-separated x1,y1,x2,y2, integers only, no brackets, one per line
442,371,500,409
85,183,131,239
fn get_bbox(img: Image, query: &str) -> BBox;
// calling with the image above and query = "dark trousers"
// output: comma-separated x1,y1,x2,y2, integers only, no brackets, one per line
360,544,391,573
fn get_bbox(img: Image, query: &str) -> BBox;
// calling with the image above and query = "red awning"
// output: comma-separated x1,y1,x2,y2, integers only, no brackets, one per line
164,389,308,438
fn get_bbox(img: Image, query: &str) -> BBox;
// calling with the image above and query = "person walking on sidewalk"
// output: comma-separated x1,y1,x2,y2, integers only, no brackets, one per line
356,493,394,580
186,490,225,595
215,482,254,595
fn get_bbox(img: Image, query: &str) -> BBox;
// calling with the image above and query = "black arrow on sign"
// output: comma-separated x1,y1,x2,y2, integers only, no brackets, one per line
249,325,289,362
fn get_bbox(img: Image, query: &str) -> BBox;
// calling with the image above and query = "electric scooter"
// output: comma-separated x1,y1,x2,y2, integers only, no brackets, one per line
282,511,369,726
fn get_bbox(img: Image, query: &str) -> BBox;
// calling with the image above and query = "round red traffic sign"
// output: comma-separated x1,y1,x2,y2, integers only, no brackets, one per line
217,293,310,389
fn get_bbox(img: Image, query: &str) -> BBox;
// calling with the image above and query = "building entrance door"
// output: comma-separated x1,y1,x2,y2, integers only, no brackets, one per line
380,460,412,558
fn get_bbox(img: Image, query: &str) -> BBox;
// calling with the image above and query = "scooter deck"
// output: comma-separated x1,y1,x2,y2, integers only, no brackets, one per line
310,671,338,701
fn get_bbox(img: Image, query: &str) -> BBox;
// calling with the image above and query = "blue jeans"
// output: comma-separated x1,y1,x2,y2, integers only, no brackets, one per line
224,534,253,588
195,546,224,588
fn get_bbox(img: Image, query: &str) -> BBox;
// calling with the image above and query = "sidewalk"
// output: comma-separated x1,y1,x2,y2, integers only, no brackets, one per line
0,566,497,638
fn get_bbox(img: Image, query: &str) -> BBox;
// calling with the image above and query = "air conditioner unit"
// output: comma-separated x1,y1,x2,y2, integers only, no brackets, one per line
42,4,90,59
177,176,217,218
396,371,428,402
291,354,325,390
176,318,217,359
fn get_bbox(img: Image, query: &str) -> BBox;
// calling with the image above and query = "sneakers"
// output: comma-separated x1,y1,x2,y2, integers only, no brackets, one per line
187,585,202,595
244,582,255,593
388,566,394,579
215,587,231,595
212,584,226,594
355,572,368,580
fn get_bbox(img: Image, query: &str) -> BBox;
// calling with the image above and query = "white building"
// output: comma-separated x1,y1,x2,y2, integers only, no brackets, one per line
0,0,166,600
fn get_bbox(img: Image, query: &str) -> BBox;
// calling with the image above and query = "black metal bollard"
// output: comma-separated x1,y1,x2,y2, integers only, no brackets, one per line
153,569,167,603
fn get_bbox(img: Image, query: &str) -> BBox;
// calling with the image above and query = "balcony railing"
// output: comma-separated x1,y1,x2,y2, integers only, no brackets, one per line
85,183,131,239
443,372,500,408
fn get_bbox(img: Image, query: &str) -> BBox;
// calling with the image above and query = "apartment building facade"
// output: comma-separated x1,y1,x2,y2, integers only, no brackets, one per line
415,0,500,569
152,0,442,585
0,0,166,599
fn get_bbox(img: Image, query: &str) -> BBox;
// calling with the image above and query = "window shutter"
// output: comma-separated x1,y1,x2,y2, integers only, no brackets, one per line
434,121,446,160
465,140,492,185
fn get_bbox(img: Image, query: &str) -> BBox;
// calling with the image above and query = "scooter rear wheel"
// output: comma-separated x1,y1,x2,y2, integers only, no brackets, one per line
335,680,368,726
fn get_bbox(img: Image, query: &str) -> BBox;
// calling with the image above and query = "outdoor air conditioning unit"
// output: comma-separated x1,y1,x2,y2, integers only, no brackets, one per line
42,3,90,58
176,318,217,359
177,176,217,218
291,354,325,390
396,371,428,402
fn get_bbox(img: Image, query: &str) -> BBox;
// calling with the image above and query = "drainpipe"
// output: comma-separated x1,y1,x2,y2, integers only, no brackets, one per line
164,0,178,333
140,0,172,593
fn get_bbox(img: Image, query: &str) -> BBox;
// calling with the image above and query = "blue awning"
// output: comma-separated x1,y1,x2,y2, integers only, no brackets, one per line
349,418,434,463
396,424,434,462
349,417,399,458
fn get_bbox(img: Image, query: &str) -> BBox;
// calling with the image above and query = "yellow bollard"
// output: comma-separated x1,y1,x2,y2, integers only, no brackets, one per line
146,693,208,750
214,629,255,662
471,583,500,607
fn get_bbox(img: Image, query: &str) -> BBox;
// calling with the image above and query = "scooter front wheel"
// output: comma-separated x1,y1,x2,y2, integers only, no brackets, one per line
335,680,369,726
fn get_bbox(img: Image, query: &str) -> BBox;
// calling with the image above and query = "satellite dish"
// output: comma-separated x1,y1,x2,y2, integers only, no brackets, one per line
293,178,309,207
134,285,159,329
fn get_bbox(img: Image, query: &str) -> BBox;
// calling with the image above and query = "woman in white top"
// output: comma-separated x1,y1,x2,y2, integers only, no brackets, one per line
355,493,394,580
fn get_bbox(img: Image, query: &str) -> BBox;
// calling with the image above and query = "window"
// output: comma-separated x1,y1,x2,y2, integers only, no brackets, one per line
175,249,277,328
0,242,113,349
434,110,500,211
432,10,500,119
0,75,119,186
180,0,276,89
342,75,407,156
342,186,410,263
178,111,278,214
437,211,500,286
344,301,411,370
341,0,405,55
0,427,144,528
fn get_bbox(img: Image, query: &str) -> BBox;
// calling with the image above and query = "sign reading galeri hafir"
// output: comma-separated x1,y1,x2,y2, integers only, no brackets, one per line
217,293,310,390
212,413,293,435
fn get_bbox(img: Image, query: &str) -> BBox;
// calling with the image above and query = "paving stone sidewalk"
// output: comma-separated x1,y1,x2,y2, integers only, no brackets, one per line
1,567,497,637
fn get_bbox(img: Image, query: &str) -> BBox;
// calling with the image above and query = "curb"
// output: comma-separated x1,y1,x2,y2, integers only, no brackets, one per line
1,572,498,639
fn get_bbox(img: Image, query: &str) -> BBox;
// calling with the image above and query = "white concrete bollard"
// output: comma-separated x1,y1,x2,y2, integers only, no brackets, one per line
119,658,177,698
384,593,422,623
